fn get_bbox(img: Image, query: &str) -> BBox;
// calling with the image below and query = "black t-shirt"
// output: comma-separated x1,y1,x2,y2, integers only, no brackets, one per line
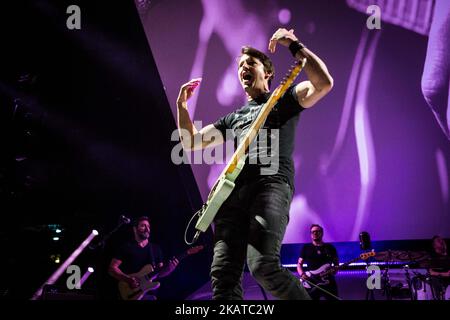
114,241,163,275
213,85,305,189
429,252,450,273
300,243,339,272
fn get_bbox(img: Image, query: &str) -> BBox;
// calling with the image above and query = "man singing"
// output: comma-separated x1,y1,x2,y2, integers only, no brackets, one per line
176,28,333,300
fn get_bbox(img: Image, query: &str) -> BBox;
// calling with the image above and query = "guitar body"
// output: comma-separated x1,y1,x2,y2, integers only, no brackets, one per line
116,246,203,300
194,158,244,232
303,264,333,289
118,264,160,301
300,251,376,289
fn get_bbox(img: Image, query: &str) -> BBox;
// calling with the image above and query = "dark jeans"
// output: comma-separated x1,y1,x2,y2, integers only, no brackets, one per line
210,176,310,300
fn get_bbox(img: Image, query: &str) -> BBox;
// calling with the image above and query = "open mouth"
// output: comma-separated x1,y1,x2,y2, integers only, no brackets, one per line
242,73,253,83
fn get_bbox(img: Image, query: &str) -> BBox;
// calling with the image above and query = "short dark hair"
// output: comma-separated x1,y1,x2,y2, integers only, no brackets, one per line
134,216,150,227
310,224,323,232
240,46,275,88
432,235,441,242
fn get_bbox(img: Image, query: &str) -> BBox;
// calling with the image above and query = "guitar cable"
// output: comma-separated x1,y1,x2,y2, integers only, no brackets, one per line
184,207,202,245
300,277,342,300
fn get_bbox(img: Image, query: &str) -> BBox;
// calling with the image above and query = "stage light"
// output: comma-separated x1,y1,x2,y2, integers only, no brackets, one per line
32,230,99,299
52,237,59,241
80,267,95,287
278,9,291,25
50,254,61,264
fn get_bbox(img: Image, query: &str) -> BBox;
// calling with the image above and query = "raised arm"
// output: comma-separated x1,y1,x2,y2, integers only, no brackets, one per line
176,78,224,150
269,28,334,108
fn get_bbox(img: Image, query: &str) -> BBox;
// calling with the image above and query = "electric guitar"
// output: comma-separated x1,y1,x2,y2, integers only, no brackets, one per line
117,245,203,300
193,58,307,237
301,251,376,289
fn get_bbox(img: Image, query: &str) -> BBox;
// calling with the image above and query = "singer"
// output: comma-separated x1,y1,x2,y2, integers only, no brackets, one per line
176,28,333,300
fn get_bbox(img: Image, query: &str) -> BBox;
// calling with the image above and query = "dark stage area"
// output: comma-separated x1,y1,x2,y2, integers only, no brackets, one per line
0,0,211,300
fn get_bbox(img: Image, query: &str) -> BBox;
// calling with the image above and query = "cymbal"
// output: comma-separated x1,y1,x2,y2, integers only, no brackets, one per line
396,251,430,262
374,250,430,262
374,250,403,262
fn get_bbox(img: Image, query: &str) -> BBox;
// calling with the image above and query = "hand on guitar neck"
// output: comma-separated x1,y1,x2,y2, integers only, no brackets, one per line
124,256,179,288
117,245,204,300
157,257,179,278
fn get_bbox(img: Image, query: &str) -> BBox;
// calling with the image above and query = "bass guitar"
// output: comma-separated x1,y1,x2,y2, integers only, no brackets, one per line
301,251,376,288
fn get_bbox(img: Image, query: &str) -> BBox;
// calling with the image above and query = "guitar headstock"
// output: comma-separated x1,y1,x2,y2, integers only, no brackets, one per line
360,250,376,260
274,58,307,99
187,245,204,255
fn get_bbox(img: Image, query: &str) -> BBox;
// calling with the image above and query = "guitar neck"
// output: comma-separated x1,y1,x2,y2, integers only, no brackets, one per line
322,255,367,276
175,251,189,262
147,249,196,278
337,256,362,269
221,89,280,176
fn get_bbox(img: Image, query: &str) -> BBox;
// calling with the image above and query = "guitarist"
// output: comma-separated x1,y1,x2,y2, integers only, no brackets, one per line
177,28,333,300
108,216,179,300
297,224,339,300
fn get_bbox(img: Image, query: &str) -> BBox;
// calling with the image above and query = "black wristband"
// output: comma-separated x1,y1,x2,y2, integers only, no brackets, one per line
289,40,305,57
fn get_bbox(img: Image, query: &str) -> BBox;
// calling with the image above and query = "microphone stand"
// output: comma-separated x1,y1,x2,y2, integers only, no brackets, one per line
403,265,414,300
365,257,376,300
87,216,130,300
381,261,392,300
89,217,129,250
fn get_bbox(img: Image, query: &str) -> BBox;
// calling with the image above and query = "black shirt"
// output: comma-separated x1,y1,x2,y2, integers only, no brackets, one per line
429,252,450,273
213,85,305,189
300,243,339,272
114,241,163,275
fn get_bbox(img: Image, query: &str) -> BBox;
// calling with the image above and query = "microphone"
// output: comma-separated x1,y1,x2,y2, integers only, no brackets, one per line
359,231,371,251
119,215,131,224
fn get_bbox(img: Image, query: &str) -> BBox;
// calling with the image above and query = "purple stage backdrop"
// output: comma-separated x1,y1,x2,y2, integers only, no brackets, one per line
136,0,449,243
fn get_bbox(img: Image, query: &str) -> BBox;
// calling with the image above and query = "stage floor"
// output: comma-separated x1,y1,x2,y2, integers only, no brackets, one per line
187,268,432,300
